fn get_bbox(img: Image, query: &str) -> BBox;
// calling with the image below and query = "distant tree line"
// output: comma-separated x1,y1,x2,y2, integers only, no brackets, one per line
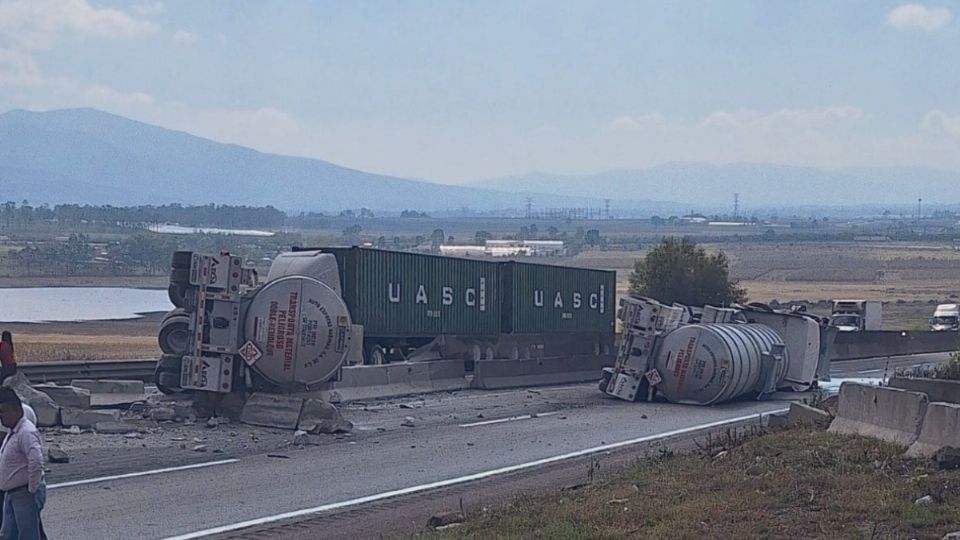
0,202,286,230
8,232,302,277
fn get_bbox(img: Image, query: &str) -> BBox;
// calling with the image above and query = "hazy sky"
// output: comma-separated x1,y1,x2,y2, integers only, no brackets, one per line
1,1,958,182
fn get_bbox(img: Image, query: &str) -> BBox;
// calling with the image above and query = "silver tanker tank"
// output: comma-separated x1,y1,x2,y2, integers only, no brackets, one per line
651,323,787,405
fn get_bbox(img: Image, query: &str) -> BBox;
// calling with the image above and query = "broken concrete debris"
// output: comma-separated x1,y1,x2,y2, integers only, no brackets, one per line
2,373,61,427
427,511,464,529
293,430,309,446
47,445,70,464
34,384,92,409
60,408,120,429
94,421,137,434
149,407,177,422
298,399,353,434
240,393,304,430
70,379,145,395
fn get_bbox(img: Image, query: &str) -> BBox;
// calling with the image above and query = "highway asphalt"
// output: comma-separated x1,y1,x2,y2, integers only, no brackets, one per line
40,351,951,539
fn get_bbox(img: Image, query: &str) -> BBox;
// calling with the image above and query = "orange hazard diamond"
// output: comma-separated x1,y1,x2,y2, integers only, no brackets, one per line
239,341,262,365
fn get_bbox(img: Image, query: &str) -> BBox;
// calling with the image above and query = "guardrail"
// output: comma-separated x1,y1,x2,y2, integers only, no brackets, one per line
19,360,156,384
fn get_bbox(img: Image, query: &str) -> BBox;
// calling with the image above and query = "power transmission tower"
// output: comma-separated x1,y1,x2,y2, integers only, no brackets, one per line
525,197,533,219
604,199,611,220
733,193,740,219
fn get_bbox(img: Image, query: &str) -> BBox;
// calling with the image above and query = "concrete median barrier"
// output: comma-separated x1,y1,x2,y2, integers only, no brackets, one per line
888,377,960,405
832,331,957,361
472,354,613,390
828,383,928,446
906,402,960,458
425,360,470,392
314,361,469,402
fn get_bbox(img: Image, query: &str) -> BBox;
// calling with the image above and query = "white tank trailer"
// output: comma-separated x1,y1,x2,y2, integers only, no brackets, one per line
156,250,355,394
599,296,836,406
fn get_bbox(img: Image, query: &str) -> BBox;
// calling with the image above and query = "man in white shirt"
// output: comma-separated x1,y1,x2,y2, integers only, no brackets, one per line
0,388,45,540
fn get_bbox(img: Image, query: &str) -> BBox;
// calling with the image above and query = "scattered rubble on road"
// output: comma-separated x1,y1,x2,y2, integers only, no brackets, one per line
47,445,70,464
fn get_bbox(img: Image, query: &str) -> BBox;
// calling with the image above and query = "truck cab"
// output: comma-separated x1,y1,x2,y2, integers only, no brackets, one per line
829,300,882,332
930,304,960,332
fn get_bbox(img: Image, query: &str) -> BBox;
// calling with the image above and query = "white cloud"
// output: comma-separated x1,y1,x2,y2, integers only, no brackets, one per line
79,84,156,108
920,110,960,138
133,1,165,17
887,4,952,31
608,113,667,132
172,30,197,44
0,48,43,86
0,0,159,50
700,106,864,131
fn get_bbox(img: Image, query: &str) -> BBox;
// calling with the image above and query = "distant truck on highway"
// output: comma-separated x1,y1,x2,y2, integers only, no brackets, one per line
829,300,882,332
930,303,960,332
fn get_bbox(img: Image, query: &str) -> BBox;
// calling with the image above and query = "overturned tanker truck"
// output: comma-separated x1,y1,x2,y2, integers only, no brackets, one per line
156,247,616,395
600,297,836,405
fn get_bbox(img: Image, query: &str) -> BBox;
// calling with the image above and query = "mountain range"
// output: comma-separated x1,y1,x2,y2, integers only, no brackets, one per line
475,162,960,209
2,108,958,214
0,108,631,213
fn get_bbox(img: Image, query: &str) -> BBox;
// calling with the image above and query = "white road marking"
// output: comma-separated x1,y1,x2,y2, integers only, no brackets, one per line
459,411,559,428
162,408,786,540
48,459,239,490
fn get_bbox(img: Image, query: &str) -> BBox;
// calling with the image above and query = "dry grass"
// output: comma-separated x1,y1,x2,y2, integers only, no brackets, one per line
416,429,960,540
15,334,158,362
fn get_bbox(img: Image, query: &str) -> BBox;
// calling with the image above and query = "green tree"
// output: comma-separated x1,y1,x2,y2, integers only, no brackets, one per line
628,237,746,306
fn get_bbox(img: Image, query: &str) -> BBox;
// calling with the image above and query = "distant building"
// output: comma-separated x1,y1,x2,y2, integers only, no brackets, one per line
439,240,566,258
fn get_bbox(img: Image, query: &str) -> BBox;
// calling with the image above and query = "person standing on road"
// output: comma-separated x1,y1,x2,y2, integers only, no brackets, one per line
0,388,45,540
0,333,16,385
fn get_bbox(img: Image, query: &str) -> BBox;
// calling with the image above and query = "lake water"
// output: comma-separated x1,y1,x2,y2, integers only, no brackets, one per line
148,224,275,237
0,287,173,323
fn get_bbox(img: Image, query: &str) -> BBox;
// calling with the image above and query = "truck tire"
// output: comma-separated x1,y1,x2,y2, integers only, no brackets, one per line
171,250,193,269
155,367,179,395
159,353,183,371
159,315,191,355
365,345,386,366
170,267,190,286
167,283,194,310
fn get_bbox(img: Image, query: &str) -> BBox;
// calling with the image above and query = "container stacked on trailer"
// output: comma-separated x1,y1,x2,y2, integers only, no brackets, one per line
156,247,616,395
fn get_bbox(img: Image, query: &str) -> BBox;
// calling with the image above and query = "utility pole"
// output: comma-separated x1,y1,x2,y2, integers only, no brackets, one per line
917,196,923,235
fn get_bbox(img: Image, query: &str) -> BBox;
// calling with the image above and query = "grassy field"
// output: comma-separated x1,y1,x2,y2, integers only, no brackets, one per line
3,314,163,362
568,241,960,330
416,429,960,540
4,239,960,361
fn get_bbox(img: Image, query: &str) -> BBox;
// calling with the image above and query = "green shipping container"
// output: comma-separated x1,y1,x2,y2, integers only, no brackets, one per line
322,247,502,339
500,261,616,335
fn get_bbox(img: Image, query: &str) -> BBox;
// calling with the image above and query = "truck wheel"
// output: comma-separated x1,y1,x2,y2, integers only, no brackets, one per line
171,251,193,269
366,345,386,365
159,315,191,355
159,353,183,370
170,267,190,286
155,367,179,395
167,283,194,310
